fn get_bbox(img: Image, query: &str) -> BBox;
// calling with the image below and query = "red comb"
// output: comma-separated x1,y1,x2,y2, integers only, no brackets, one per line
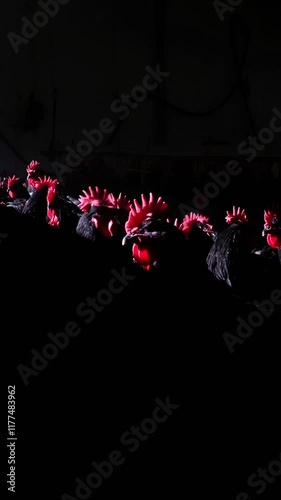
78,186,115,212
7,175,20,190
26,160,40,175
28,177,37,188
264,209,275,227
125,193,169,234
114,193,131,211
264,204,281,227
179,212,212,235
33,176,59,191
225,206,248,225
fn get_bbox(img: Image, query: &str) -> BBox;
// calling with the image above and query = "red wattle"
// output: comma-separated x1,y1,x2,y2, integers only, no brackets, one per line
267,233,281,249
8,191,16,200
132,243,156,269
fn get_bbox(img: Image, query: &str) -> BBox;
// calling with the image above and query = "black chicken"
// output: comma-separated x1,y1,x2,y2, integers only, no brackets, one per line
44,184,81,235
5,175,29,213
74,185,132,272
177,211,216,268
22,176,58,224
25,160,47,195
262,206,281,264
206,206,276,301
122,192,186,272
120,193,207,349
76,186,130,242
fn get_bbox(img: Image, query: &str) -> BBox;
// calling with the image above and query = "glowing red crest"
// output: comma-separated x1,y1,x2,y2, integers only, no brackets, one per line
179,212,212,235
7,175,20,190
33,176,59,191
225,206,248,225
264,204,280,226
26,160,40,175
125,193,169,234
114,193,131,211
28,177,37,188
264,209,275,227
78,186,115,212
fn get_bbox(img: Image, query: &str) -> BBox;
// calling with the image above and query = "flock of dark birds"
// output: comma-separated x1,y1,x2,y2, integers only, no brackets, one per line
3,160,281,498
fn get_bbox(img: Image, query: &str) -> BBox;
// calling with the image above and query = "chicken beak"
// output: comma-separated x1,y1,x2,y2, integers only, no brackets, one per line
122,234,131,246
262,226,271,236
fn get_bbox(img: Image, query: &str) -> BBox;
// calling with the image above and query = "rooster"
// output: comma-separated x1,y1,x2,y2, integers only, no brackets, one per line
122,192,186,272
262,206,281,263
25,160,46,195
43,182,81,234
118,193,206,350
22,175,59,226
5,175,29,213
206,206,276,301
73,185,132,277
76,186,130,242
177,211,216,264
